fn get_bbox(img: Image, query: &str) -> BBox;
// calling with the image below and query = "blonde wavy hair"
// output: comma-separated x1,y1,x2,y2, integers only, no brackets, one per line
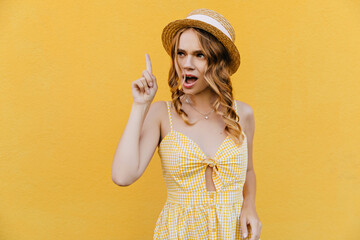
167,27,245,147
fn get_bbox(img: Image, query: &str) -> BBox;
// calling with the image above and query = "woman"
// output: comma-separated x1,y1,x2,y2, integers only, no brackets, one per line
112,8,262,240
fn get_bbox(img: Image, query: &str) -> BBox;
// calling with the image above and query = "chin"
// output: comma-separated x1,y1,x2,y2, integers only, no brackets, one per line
181,87,195,93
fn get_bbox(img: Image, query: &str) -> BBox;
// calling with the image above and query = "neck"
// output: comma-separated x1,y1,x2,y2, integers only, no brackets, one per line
183,89,217,111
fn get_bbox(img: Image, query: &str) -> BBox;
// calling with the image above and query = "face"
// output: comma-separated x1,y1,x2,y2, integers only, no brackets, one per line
175,28,209,95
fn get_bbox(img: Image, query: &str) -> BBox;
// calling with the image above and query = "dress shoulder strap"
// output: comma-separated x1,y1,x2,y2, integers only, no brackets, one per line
166,101,173,131
233,100,238,115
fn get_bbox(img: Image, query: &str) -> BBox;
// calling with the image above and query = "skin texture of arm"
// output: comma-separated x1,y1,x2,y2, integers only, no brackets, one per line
242,102,256,206
111,101,162,186
112,53,161,186
238,101,262,240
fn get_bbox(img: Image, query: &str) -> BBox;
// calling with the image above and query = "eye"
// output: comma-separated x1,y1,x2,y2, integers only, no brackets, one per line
177,51,185,56
197,53,205,58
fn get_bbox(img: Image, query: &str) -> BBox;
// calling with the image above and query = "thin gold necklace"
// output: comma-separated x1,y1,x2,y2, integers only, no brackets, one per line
185,98,214,120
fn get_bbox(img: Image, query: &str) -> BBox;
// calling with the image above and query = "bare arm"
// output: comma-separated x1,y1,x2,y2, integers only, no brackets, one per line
242,104,256,206
239,101,262,239
111,54,160,186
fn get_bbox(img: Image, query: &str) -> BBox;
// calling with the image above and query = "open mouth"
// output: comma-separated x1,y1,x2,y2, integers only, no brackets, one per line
184,75,198,84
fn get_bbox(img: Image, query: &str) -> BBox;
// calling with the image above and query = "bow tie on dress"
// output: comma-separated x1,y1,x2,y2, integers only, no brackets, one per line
202,157,223,191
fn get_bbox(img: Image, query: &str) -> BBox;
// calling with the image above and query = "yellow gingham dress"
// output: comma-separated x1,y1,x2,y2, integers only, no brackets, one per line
154,101,252,240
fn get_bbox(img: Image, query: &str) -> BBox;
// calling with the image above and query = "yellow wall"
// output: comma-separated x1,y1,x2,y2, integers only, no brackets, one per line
1,0,359,239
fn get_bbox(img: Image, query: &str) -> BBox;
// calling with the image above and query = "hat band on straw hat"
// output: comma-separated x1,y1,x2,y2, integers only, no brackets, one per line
186,14,233,41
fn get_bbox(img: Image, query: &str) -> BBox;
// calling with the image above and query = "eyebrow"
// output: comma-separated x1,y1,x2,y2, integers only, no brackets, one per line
177,48,204,54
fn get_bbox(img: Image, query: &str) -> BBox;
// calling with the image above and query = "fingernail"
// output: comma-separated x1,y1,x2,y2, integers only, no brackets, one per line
243,233,247,238
149,82,153,87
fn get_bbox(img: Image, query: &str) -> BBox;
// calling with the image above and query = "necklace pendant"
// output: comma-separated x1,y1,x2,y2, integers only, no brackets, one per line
205,116,209,119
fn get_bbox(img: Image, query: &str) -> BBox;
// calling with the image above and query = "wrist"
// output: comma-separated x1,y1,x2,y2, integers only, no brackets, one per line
132,101,151,110
130,101,151,119
243,197,256,208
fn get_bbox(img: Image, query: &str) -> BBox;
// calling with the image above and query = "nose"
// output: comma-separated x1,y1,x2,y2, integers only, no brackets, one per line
183,55,195,69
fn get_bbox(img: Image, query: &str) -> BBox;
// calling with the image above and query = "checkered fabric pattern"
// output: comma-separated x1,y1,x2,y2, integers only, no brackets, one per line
154,101,253,240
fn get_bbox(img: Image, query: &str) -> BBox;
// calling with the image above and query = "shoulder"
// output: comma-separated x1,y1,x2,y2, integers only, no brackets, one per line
234,100,255,139
147,100,169,122
234,100,254,120
150,100,167,110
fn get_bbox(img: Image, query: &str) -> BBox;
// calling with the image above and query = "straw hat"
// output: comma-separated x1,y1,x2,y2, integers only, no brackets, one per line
162,8,240,75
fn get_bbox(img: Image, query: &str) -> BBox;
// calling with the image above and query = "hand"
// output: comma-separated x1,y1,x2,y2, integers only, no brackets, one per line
131,53,158,104
240,202,262,240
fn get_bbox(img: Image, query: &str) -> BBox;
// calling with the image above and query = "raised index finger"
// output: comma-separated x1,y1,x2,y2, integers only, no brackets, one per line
145,53,152,74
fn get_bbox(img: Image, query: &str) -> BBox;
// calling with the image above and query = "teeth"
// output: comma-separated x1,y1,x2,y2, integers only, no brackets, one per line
185,76,197,84
182,74,197,84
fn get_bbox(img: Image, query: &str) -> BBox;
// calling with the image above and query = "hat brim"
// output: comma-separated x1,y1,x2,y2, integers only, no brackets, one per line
162,19,240,75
